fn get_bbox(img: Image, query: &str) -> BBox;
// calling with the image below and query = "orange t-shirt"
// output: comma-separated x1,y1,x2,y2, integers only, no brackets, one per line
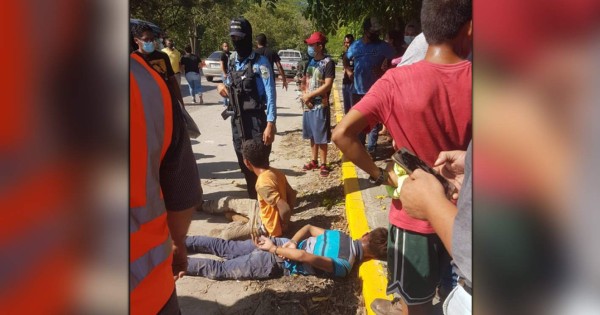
256,168,289,236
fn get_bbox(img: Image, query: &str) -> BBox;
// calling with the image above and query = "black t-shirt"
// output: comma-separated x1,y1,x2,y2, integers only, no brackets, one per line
341,51,354,85
135,50,175,82
254,47,281,69
220,51,231,73
181,54,201,74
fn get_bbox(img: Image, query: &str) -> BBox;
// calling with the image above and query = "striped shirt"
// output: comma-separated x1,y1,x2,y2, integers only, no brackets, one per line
285,230,363,277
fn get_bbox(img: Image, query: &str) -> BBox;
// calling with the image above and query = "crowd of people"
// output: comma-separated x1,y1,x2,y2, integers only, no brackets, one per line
130,0,472,313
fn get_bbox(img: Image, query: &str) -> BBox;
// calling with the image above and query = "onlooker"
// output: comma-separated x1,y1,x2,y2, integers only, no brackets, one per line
162,38,182,86
180,45,203,104
185,224,388,280
341,34,355,114
300,32,335,177
200,139,297,240
397,32,428,67
219,41,231,106
255,33,288,90
386,29,405,66
130,22,202,314
332,0,473,313
217,17,277,199
131,25,184,106
404,24,418,46
400,144,472,315
346,16,395,156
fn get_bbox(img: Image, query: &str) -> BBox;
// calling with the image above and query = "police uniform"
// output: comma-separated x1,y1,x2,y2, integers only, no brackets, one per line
227,18,277,199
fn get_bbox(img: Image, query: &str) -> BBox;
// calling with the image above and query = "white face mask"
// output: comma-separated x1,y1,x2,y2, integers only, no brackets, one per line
404,36,415,45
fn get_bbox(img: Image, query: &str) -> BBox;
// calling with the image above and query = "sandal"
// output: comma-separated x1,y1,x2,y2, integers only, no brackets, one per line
319,164,330,177
303,160,318,171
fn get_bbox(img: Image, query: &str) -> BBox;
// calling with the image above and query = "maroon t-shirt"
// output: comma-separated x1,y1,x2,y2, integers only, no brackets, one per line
354,60,472,233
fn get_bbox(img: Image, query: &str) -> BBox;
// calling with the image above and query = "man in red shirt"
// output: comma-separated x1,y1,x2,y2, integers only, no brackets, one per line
332,0,472,313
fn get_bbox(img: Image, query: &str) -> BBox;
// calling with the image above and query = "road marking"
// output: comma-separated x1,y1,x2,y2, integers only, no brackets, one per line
332,85,392,315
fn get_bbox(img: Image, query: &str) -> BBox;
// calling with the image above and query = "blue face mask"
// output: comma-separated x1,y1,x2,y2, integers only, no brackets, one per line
141,41,155,53
307,45,316,57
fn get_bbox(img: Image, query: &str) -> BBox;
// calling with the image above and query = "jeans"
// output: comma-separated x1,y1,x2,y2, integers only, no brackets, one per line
186,236,289,280
366,123,381,153
221,74,229,106
185,72,202,98
342,83,354,114
443,285,471,315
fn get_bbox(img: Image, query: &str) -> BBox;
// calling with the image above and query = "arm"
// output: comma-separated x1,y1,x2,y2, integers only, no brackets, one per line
332,110,397,186
285,181,297,212
256,235,334,273
275,61,288,90
167,207,194,279
301,77,333,107
399,169,457,255
259,61,277,145
276,199,292,232
342,54,354,80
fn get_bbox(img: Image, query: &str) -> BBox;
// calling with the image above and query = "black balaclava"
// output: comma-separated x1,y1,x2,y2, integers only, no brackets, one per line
229,17,253,59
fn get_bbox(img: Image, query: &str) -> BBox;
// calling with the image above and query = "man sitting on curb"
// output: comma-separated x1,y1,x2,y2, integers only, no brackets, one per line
199,138,296,240
185,224,388,280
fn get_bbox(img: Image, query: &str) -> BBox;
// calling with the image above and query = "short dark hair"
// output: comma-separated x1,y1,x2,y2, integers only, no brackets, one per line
256,33,267,46
184,45,192,53
132,23,153,39
242,139,270,168
366,228,388,260
344,34,354,43
421,0,472,44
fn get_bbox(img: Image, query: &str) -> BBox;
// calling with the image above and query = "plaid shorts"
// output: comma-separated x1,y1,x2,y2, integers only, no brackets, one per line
386,225,451,305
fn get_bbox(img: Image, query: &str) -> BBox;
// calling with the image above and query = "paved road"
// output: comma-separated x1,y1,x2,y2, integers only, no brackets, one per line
176,75,308,314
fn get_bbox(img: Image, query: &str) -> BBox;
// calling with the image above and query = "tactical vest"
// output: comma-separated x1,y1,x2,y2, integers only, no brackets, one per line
228,52,264,111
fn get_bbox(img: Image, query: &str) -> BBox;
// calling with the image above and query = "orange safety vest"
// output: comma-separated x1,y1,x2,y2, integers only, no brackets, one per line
129,52,174,315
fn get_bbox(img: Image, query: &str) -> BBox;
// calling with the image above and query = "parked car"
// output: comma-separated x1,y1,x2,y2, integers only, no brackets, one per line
202,51,225,82
277,49,306,77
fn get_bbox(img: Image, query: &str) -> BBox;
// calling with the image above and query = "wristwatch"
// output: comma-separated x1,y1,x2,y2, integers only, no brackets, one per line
368,167,388,186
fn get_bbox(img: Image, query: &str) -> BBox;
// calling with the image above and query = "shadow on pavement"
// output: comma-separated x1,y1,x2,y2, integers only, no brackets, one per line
197,161,244,180
294,185,344,214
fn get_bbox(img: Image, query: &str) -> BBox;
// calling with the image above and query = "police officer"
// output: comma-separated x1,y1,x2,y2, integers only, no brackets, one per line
217,17,277,199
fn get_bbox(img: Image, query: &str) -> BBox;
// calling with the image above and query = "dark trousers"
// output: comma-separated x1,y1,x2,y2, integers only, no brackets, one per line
342,83,354,114
186,236,289,280
351,93,381,151
231,110,271,199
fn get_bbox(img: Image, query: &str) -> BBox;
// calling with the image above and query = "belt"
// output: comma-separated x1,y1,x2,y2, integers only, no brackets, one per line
457,278,472,296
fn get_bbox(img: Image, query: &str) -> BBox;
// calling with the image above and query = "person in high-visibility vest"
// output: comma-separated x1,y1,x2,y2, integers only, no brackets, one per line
130,26,202,313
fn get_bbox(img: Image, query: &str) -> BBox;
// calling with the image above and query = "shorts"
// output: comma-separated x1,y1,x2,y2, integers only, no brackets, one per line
302,105,331,144
386,225,451,305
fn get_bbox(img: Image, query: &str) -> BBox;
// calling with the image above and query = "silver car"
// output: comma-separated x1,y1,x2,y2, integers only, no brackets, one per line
202,51,225,82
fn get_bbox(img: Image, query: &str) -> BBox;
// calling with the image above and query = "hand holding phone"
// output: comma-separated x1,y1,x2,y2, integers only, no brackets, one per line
391,147,456,200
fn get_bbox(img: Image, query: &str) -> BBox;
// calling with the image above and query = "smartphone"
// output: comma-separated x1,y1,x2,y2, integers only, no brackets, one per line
391,147,456,200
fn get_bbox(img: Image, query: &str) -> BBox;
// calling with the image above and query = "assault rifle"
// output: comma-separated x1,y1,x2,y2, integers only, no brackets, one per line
220,84,246,140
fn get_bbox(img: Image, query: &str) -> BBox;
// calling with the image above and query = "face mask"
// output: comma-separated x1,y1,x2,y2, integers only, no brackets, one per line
232,37,253,58
140,40,155,53
307,46,316,57
404,36,415,45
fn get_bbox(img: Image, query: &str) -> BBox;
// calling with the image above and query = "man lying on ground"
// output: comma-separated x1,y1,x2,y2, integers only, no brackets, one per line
185,224,387,280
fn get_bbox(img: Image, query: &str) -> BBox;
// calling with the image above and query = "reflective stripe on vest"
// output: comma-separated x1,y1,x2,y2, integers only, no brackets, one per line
129,53,174,315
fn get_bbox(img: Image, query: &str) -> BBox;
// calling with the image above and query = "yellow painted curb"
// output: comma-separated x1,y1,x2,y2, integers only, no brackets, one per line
332,85,392,314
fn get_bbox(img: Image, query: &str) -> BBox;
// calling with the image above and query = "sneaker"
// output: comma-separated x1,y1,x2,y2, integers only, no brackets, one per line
198,95,204,105
192,97,197,104
319,164,330,177
370,298,403,315
302,160,318,171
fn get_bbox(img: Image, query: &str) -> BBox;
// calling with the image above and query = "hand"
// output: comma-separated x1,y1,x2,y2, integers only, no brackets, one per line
282,78,288,91
399,169,446,220
171,242,188,281
301,93,312,106
385,161,398,187
217,83,229,97
282,240,297,250
263,122,275,145
433,150,467,196
255,235,275,252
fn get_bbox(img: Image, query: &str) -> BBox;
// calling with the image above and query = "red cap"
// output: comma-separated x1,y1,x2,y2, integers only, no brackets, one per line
304,32,327,45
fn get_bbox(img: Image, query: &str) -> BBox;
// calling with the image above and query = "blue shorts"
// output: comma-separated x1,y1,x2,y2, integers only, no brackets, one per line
302,105,331,144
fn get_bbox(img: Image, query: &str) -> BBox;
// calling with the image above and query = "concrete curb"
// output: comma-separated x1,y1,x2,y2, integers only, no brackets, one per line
332,87,392,314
